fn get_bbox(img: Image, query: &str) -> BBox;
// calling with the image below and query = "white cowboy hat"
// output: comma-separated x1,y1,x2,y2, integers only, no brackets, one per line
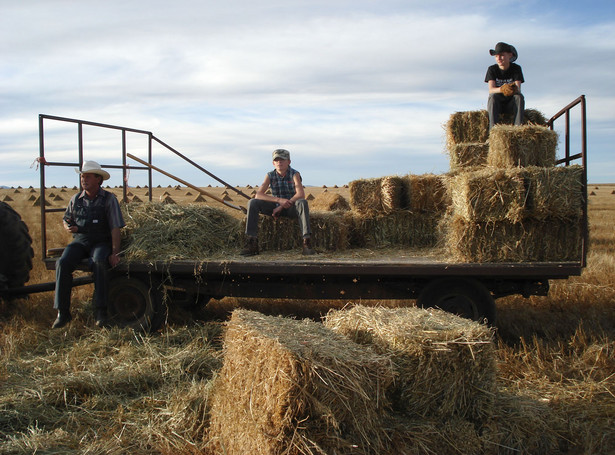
75,160,110,181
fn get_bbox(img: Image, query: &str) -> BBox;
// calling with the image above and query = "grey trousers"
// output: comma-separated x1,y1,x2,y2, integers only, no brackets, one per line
488,93,525,129
245,198,312,238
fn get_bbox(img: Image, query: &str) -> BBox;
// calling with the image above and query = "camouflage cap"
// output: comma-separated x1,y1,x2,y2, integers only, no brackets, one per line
272,149,290,160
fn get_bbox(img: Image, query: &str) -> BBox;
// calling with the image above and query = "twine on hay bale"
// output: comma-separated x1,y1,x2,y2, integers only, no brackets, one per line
445,110,490,147
448,142,490,171
523,165,584,221
401,173,451,213
120,202,241,261
208,309,394,455
447,167,528,223
487,124,558,168
310,192,351,212
349,176,403,215
251,211,349,252
325,305,496,424
443,214,583,262
344,211,440,248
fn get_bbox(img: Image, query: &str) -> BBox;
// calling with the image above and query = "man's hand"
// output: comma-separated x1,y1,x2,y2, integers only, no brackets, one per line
272,205,284,219
500,83,518,97
108,253,120,268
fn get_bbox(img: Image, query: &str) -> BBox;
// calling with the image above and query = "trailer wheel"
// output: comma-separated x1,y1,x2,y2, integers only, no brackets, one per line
417,278,496,324
107,275,166,332
0,202,34,293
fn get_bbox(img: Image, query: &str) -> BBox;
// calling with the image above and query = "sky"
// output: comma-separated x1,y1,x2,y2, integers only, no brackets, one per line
1,0,614,189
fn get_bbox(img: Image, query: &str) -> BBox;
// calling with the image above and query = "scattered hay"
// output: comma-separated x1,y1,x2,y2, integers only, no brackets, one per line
448,142,489,171
325,305,496,423
208,309,394,455
309,192,351,212
401,173,451,213
445,110,490,147
488,125,558,168
345,211,440,248
444,214,583,262
121,202,242,261
448,168,527,223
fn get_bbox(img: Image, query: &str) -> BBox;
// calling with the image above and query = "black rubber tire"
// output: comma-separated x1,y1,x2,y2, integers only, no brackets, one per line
107,274,166,332
416,278,496,324
0,202,34,292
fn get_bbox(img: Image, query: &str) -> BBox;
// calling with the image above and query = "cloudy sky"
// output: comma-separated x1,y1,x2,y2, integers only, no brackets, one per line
1,0,614,189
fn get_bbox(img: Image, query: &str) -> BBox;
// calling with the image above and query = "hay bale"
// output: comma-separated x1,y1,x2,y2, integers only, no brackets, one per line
349,176,403,215
253,211,349,252
2,195,13,202
448,142,490,171
445,110,490,147
121,202,241,261
161,195,176,204
345,211,440,248
193,194,207,202
401,174,451,213
310,192,351,212
209,309,394,455
444,214,583,262
131,195,142,203
487,125,558,168
324,305,496,423
448,168,527,223
523,165,584,220
305,193,315,201
523,108,548,126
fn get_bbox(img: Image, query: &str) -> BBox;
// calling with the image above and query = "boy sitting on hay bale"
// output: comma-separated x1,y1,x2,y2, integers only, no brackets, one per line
240,149,316,256
485,42,524,129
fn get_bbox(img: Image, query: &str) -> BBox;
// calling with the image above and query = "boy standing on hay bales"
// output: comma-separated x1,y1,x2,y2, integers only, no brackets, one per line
240,149,316,256
485,42,525,129
52,161,125,329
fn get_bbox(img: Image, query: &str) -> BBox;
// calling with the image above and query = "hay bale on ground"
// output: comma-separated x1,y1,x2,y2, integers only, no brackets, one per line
345,211,440,248
2,195,13,202
446,110,490,147
401,173,451,213
523,165,584,221
208,309,394,455
448,142,490,171
310,192,351,212
448,168,527,223
120,202,241,261
444,214,583,262
253,211,349,252
325,305,496,424
349,176,403,215
488,124,558,168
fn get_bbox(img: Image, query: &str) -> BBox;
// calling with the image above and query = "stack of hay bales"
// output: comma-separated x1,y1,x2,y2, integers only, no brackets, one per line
208,309,394,455
444,109,584,262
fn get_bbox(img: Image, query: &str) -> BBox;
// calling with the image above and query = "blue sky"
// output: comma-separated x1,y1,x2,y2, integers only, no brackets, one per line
1,0,613,188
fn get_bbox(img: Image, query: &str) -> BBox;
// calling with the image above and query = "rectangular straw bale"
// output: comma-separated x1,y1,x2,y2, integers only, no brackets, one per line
444,214,583,262
487,124,558,168
349,176,404,215
447,167,528,223
345,211,440,248
254,211,349,252
208,309,394,455
445,110,490,147
324,305,496,424
401,173,451,213
523,165,584,221
448,142,489,171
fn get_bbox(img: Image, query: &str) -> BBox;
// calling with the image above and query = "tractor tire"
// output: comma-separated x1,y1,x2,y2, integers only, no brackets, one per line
0,202,34,292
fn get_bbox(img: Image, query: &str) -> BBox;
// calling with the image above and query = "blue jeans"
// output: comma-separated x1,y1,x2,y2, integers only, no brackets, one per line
245,198,311,238
54,241,110,312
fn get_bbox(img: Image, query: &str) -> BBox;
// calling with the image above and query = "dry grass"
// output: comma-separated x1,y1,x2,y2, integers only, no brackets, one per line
0,183,614,454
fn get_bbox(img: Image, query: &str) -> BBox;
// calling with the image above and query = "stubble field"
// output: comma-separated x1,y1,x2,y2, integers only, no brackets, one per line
0,183,613,454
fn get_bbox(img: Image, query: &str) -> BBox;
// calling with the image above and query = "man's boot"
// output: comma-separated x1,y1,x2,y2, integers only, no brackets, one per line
302,237,316,256
240,236,259,256
52,311,72,329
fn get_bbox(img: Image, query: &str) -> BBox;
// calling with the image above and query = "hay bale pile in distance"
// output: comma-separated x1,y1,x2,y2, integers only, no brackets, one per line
324,305,496,425
120,202,241,261
208,309,394,455
487,124,558,168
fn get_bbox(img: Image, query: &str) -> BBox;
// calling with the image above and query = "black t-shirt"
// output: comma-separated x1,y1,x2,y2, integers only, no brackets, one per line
485,63,524,87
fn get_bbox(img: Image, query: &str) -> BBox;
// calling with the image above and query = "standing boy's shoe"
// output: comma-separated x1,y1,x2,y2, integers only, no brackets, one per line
240,236,259,256
95,309,107,328
52,311,72,329
302,238,316,256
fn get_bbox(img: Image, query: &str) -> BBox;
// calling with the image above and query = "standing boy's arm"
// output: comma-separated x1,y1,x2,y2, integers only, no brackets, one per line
255,175,277,202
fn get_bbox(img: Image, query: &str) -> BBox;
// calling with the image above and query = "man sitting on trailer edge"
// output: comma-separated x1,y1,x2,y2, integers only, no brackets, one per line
52,160,125,329
240,148,316,256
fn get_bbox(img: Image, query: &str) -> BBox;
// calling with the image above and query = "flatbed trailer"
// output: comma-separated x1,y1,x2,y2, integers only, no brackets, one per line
32,96,587,330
